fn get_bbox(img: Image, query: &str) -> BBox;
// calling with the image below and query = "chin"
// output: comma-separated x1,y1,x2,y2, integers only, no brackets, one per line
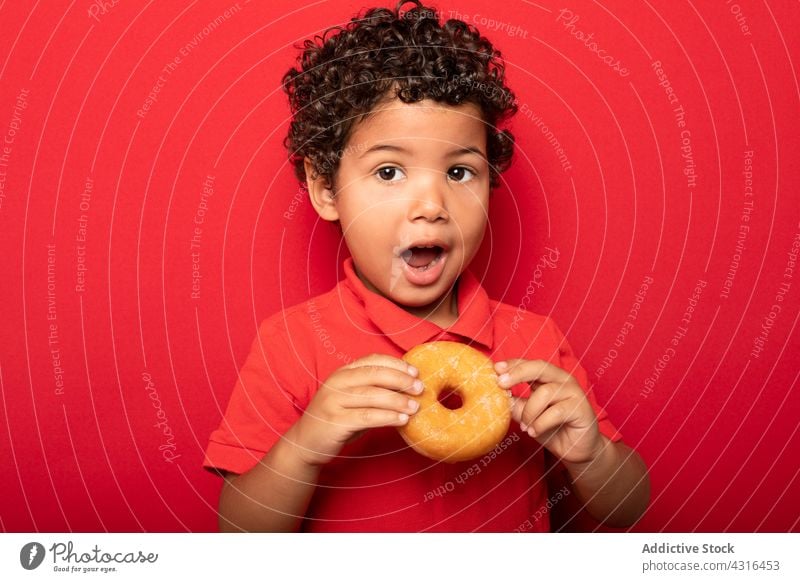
394,295,438,308
393,285,450,308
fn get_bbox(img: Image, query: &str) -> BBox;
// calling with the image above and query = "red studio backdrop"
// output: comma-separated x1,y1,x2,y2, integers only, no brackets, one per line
1,0,798,533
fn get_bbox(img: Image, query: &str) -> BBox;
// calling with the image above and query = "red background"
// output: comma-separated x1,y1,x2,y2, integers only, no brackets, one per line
1,0,798,532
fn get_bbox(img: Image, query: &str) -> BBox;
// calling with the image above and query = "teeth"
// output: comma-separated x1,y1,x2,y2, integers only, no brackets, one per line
397,243,446,271
414,252,442,271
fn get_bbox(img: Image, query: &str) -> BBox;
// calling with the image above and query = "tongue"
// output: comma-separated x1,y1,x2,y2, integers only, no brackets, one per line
404,247,439,268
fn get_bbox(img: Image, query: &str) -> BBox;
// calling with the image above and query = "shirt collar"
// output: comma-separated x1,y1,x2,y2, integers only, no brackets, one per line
340,257,494,353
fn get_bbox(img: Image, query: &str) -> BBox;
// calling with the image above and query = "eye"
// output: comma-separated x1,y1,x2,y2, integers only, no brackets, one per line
375,166,405,182
447,166,476,183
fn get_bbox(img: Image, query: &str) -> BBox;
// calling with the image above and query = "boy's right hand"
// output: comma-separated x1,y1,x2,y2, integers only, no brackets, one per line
292,354,422,466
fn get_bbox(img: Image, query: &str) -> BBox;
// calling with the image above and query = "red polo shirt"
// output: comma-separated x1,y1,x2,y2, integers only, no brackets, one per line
204,258,621,532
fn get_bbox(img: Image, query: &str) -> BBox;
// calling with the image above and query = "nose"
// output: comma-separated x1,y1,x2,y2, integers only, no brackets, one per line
407,171,449,223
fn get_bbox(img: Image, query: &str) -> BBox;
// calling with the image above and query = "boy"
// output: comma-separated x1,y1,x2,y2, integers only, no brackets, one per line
204,0,649,532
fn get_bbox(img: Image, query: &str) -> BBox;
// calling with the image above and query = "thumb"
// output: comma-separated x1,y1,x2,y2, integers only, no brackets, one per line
510,396,527,424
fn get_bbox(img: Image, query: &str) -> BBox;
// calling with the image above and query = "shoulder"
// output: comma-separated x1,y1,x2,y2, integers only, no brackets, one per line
255,284,341,340
243,285,345,380
489,298,553,334
242,286,343,396
488,299,573,357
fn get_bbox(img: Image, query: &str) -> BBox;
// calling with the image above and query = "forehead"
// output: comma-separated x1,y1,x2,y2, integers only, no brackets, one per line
345,98,487,150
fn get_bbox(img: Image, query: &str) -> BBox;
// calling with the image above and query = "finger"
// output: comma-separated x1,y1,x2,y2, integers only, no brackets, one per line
347,354,419,377
496,359,573,389
510,396,527,424
494,358,523,373
340,386,420,416
527,401,582,438
335,366,423,395
518,382,569,429
494,359,512,373
343,408,412,430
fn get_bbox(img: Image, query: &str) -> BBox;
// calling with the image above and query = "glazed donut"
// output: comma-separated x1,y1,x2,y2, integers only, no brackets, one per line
398,341,511,463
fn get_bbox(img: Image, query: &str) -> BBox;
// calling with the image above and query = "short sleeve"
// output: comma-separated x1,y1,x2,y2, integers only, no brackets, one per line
203,318,310,475
547,318,623,442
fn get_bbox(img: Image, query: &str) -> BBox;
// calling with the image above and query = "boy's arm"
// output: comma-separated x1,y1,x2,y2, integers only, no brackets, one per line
562,437,650,527
216,354,421,532
497,358,649,528
218,422,321,533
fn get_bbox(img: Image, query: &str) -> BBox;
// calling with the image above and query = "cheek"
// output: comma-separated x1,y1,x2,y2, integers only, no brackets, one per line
455,201,489,242
467,220,488,248
341,217,391,260
335,201,370,237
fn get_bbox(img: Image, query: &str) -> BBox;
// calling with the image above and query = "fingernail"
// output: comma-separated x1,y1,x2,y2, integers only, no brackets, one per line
496,361,508,371
398,413,409,423
407,365,419,376
498,373,510,386
412,379,423,393
407,399,419,412
527,427,536,438
520,422,528,432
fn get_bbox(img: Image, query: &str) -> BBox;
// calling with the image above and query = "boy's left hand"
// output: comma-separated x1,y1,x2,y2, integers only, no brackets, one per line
495,359,603,464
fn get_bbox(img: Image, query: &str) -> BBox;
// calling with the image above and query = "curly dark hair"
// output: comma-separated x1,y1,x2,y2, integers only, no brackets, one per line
282,0,517,189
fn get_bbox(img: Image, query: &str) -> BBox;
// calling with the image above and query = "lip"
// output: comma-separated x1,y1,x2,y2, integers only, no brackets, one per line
397,238,450,287
397,238,451,255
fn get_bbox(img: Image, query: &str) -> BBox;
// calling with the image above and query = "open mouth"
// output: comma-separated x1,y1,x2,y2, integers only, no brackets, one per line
400,244,446,271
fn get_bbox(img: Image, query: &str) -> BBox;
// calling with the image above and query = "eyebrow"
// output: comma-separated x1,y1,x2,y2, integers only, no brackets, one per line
358,144,487,159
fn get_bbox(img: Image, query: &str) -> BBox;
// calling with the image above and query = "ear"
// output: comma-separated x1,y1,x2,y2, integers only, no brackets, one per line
304,158,339,222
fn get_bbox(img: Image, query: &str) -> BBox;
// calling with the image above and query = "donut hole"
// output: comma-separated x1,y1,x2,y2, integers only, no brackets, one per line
437,386,463,410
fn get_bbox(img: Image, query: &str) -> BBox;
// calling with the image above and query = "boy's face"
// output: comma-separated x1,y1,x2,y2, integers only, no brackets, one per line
307,98,490,321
